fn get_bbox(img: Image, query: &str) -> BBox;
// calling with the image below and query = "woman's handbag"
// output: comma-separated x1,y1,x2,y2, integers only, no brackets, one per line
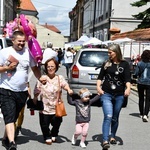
55,101,67,117
55,76,67,117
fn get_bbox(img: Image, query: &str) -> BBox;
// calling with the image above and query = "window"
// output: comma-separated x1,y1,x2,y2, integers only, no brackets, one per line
0,39,3,49
79,51,108,67
6,38,13,47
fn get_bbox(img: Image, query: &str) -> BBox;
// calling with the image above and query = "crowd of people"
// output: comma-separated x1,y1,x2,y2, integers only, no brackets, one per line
0,30,150,150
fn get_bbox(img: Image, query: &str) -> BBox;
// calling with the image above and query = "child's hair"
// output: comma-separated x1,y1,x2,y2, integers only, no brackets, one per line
78,88,91,98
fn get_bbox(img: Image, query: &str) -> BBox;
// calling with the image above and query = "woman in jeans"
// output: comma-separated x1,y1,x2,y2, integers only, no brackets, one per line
97,44,131,149
134,50,150,122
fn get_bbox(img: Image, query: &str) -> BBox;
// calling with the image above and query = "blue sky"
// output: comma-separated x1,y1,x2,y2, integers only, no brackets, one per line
31,0,77,36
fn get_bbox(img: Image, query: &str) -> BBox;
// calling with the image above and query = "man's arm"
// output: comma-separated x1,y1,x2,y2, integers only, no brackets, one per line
0,62,18,73
31,66,41,80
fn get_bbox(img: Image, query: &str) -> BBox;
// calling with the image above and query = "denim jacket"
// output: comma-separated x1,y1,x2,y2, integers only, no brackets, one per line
134,61,150,85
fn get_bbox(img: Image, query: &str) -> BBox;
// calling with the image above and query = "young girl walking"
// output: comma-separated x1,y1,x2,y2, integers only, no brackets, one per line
68,88,100,148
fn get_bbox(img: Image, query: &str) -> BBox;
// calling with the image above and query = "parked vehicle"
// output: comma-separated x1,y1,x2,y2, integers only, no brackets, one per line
0,36,13,49
67,48,128,107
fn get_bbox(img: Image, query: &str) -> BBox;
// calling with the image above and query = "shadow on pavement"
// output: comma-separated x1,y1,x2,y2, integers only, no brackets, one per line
15,128,43,145
92,134,123,146
55,135,71,143
129,112,140,118
15,128,71,145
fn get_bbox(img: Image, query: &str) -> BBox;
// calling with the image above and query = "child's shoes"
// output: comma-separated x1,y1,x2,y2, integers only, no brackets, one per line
80,142,86,148
71,135,77,145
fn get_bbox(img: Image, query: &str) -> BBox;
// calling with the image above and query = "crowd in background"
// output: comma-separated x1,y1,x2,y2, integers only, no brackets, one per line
42,45,77,67
42,45,77,78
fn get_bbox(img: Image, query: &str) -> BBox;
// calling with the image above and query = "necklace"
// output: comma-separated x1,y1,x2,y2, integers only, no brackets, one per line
115,63,119,75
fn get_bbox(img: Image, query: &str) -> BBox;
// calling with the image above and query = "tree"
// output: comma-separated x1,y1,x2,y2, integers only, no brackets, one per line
131,0,150,29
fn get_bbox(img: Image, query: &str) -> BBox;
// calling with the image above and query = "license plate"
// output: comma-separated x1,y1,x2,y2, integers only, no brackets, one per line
90,74,98,80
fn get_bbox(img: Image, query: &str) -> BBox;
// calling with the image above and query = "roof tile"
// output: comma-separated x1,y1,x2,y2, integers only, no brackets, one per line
42,24,61,33
20,0,37,11
111,28,150,41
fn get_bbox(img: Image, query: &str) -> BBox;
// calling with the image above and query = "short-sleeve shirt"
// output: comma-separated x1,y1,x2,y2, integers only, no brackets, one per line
34,75,68,115
97,60,131,95
42,48,58,64
0,46,36,91
64,51,74,64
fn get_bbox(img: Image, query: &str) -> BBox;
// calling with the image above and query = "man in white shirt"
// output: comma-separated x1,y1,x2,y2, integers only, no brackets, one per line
0,31,41,150
64,47,74,77
41,42,58,74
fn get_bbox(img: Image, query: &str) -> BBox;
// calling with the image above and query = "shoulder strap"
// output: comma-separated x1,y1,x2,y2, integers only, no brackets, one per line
57,75,62,102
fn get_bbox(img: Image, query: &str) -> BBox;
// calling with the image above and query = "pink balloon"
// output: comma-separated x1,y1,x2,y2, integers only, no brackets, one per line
20,14,32,38
28,36,43,64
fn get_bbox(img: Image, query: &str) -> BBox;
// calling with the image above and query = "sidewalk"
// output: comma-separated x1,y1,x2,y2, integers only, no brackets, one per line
131,84,137,92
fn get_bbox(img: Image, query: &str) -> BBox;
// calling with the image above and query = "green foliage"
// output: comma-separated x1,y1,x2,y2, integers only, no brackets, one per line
16,0,21,7
131,0,148,7
15,0,21,14
131,0,150,29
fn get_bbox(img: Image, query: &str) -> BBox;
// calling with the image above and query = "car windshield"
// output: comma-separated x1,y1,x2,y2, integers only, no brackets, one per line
79,51,108,67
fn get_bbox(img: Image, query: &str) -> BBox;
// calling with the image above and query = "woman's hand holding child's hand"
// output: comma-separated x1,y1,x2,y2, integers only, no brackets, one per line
68,89,73,95
97,87,104,95
39,75,47,85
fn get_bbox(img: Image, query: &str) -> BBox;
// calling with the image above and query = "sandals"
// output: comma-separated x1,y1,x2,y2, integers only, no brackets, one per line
110,139,117,145
102,142,110,149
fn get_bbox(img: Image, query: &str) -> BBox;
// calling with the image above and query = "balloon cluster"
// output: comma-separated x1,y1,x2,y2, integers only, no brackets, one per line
3,14,42,64
4,20,17,38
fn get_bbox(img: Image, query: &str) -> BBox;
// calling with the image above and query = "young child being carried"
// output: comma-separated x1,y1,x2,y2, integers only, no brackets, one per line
67,88,100,148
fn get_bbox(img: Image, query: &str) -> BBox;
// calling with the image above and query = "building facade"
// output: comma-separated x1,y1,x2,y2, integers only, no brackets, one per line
69,0,83,41
69,0,149,41
0,0,19,34
0,0,65,48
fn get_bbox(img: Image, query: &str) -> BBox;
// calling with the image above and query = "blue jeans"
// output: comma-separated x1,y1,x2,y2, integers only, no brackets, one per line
100,92,124,142
65,63,73,77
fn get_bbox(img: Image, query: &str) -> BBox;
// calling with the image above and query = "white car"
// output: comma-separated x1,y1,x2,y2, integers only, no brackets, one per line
0,36,13,50
67,48,108,107
68,48,108,93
